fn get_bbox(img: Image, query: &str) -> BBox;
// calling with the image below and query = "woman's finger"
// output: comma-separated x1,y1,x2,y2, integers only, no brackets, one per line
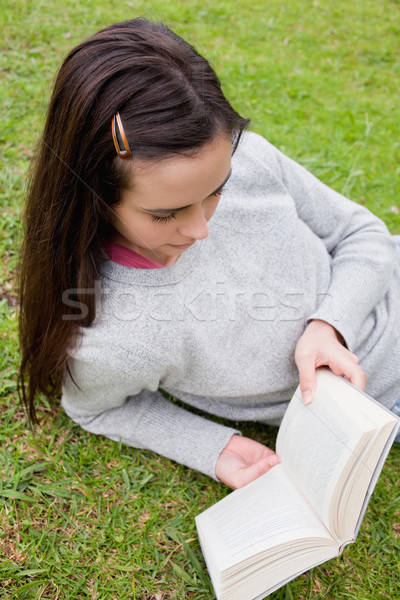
232,455,280,489
295,349,317,404
326,356,367,391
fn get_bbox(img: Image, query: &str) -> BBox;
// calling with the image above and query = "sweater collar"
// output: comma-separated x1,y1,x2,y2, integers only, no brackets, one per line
99,238,202,286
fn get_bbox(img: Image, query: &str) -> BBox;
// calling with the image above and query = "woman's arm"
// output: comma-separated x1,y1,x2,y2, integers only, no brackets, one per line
62,359,240,481
244,133,396,401
246,132,397,353
63,344,280,488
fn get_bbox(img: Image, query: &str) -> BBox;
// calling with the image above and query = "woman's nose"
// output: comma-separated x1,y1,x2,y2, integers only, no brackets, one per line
178,206,209,240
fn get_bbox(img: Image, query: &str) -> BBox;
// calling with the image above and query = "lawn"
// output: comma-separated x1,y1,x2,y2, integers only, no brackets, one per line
1,0,399,598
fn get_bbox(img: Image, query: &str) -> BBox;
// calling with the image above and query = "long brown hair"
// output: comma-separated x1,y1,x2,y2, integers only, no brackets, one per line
18,18,250,424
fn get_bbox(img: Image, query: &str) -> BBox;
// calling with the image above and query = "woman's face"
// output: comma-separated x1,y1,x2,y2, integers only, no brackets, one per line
110,135,233,266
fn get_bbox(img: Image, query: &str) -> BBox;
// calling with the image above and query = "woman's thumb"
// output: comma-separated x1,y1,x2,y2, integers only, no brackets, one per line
298,364,316,405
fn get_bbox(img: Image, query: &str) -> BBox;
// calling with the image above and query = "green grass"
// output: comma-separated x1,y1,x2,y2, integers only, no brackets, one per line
1,0,400,598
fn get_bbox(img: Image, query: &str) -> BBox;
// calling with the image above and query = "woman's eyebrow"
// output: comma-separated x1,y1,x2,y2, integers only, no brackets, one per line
142,167,232,214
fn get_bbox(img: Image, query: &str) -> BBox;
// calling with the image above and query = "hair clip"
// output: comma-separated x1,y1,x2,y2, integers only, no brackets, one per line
111,112,132,159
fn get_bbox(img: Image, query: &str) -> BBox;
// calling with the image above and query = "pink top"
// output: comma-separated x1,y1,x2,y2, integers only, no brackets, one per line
103,241,165,269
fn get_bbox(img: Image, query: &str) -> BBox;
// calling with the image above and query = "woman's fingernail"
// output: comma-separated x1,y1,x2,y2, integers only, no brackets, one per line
302,391,313,405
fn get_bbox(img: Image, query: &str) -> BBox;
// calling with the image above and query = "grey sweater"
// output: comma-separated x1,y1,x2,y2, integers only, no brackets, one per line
62,132,400,479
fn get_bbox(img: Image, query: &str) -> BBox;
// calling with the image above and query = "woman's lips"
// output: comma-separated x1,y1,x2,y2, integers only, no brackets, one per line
169,242,195,249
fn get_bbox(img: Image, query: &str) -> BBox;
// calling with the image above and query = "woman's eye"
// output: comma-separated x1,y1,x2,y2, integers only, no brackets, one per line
150,212,177,224
211,184,225,197
149,185,225,224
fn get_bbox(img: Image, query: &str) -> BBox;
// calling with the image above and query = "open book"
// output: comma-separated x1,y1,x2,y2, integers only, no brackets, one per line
195,368,399,600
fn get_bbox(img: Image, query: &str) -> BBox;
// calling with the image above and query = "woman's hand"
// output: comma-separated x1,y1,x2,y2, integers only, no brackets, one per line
215,434,280,489
294,319,366,404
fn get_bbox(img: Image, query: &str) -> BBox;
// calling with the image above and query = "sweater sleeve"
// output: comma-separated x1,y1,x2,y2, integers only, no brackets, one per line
249,133,397,351
61,345,240,480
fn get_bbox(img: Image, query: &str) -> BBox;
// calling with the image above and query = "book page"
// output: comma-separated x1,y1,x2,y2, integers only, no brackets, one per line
352,419,399,539
276,370,375,538
196,463,334,576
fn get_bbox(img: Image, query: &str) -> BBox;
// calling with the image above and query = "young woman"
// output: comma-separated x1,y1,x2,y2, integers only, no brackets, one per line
18,18,400,490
